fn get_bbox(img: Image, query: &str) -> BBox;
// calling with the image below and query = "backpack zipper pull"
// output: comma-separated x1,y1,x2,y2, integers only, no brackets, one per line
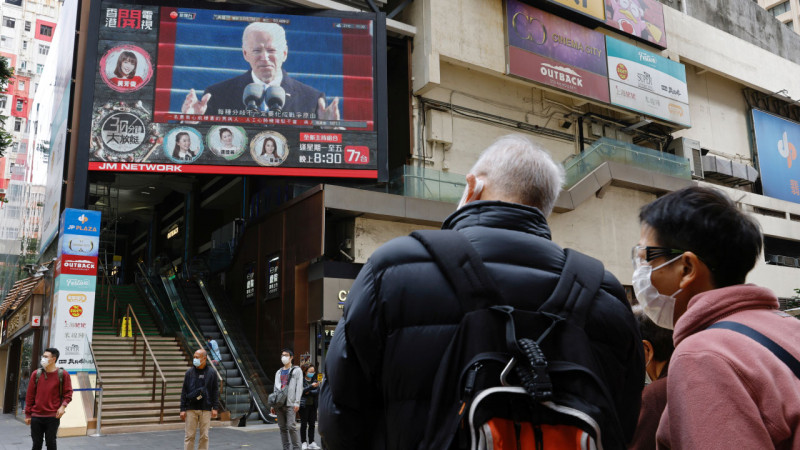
463,362,482,397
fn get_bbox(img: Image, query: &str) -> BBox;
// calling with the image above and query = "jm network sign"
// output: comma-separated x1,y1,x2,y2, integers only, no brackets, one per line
51,208,101,371
753,109,800,204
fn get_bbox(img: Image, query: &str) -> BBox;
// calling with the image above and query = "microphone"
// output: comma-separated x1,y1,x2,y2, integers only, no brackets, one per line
243,83,265,111
265,86,285,112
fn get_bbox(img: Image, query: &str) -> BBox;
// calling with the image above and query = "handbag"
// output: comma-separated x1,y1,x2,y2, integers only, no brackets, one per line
268,367,297,408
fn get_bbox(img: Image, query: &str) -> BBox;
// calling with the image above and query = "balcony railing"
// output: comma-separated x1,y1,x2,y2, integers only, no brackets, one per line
388,165,465,204
564,137,691,188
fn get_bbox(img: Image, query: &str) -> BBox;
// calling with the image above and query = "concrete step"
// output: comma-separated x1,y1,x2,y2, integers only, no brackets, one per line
101,401,181,411
98,418,230,435
101,415,184,426
102,407,182,418
93,336,176,342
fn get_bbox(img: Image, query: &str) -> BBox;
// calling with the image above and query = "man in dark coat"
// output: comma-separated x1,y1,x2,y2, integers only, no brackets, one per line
181,22,338,119
318,134,644,449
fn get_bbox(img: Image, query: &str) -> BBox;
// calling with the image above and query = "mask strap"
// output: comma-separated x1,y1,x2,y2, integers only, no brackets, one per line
652,253,684,272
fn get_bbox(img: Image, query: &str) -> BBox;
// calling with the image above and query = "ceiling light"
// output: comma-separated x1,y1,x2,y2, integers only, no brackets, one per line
140,191,151,195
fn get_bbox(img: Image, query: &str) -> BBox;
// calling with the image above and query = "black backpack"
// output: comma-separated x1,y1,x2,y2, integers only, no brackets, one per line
412,230,624,450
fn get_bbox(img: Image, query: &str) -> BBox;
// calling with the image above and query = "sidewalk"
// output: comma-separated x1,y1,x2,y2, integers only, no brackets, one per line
0,413,320,449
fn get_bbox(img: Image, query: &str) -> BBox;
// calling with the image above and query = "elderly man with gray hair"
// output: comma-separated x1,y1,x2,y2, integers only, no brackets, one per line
182,21,339,119
319,134,644,449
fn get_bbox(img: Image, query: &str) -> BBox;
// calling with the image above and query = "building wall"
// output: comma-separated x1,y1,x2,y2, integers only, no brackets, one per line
353,217,438,263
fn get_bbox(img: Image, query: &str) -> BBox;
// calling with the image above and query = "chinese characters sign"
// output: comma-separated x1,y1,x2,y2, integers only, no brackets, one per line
605,36,689,127
51,209,101,372
752,109,800,204
86,1,379,178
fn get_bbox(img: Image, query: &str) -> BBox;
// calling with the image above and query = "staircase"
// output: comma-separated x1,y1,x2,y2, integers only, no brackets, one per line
92,284,187,434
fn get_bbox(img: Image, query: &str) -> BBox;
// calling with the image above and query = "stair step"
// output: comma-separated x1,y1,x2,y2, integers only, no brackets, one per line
102,408,182,418
102,401,181,411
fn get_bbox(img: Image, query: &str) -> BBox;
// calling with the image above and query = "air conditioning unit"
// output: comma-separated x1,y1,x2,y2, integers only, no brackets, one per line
668,137,703,179
766,254,780,265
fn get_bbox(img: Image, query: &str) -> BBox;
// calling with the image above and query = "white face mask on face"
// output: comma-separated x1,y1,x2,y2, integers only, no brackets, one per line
457,179,484,209
632,254,683,330
40,357,50,368
281,356,290,365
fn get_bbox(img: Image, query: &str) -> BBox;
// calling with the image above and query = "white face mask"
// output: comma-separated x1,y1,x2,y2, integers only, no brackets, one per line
457,179,484,209
281,356,290,365
40,357,50,368
632,254,683,330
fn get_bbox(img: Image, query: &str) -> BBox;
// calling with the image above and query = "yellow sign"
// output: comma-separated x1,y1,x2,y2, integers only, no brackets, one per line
550,0,605,21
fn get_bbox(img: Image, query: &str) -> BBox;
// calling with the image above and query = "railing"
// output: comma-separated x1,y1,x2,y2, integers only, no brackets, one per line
173,306,226,393
388,165,465,203
563,137,692,188
126,304,167,423
87,339,104,437
98,264,122,333
197,279,271,423
135,262,178,334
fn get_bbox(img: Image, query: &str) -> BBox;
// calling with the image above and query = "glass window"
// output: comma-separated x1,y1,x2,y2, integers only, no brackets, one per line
770,1,791,16
0,95,6,109
36,64,43,74
39,24,52,37
14,117,22,131
785,20,794,29
19,60,26,71
2,16,16,28
24,20,30,31
18,80,24,90
5,0,24,6
38,44,49,55
0,36,14,49
21,40,27,50
16,99,23,111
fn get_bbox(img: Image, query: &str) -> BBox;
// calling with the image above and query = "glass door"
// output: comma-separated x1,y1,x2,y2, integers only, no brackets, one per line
16,332,34,421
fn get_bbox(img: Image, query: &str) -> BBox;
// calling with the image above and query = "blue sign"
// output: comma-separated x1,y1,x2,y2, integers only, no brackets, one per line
57,275,97,292
60,209,101,237
752,109,800,204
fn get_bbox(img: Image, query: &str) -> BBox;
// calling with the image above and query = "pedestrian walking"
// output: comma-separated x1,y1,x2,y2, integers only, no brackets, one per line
25,347,73,450
299,364,320,449
180,349,219,450
272,349,303,450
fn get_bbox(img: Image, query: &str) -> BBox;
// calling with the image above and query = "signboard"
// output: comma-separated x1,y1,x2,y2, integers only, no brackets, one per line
83,0,385,179
506,0,609,103
32,316,41,327
604,0,666,48
51,208,101,371
548,0,606,21
606,36,690,126
752,109,800,204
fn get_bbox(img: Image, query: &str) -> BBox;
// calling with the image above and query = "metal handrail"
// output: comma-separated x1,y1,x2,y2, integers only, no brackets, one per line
88,341,104,437
196,279,269,422
99,264,122,332
126,304,168,423
173,306,226,394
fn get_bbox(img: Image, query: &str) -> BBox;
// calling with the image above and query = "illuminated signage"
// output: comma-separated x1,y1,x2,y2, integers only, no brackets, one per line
167,225,179,239
84,1,385,179
752,109,800,204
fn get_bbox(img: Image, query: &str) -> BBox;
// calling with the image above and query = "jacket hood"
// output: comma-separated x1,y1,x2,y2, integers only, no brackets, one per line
442,201,551,240
673,284,779,346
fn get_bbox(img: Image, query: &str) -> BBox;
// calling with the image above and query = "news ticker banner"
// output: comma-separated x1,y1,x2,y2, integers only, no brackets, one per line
605,36,689,127
51,209,101,372
86,1,378,178
752,109,800,205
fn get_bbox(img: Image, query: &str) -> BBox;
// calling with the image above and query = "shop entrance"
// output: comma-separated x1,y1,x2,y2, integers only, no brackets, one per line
2,338,21,414
312,321,338,375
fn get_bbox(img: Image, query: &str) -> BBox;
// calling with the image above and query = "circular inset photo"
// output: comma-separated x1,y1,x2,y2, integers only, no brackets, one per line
100,45,153,92
250,132,289,166
164,127,204,163
206,126,247,160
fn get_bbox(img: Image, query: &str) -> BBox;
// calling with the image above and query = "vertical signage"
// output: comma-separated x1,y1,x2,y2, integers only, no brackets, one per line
51,209,101,371
605,36,690,127
506,0,609,103
752,109,800,204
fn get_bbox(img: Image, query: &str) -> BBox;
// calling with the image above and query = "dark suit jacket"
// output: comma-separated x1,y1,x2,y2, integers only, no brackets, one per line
203,70,324,116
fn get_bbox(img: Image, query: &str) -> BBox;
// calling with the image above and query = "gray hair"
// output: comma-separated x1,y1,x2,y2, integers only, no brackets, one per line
470,134,565,216
242,22,287,51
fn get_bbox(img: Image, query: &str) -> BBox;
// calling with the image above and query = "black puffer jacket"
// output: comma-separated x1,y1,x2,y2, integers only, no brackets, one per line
319,201,643,449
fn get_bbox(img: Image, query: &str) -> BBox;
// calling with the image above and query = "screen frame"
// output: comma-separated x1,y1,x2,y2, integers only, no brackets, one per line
75,0,388,193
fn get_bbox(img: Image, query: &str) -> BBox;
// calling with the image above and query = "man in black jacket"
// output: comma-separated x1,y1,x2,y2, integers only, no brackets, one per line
180,349,220,450
318,134,644,449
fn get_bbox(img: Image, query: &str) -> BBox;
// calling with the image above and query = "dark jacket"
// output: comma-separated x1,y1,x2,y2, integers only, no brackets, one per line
203,70,324,116
319,201,644,450
180,365,220,412
301,378,320,409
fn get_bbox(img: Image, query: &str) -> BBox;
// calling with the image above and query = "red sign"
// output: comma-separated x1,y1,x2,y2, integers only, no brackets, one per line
344,147,370,165
300,133,342,143
69,305,83,318
508,48,610,103
60,255,98,276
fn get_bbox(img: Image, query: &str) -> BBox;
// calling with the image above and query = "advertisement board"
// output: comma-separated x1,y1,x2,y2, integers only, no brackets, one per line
606,36,689,126
83,0,385,179
51,209,101,372
506,0,609,103
752,109,800,204
547,0,606,21
604,0,666,48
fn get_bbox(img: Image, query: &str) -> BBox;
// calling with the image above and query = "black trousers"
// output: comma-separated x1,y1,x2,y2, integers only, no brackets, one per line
300,405,317,443
30,416,60,450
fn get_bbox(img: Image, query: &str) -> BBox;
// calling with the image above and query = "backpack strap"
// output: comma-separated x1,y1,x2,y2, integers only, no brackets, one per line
539,249,605,328
57,368,64,402
708,321,800,378
35,368,42,386
410,230,501,312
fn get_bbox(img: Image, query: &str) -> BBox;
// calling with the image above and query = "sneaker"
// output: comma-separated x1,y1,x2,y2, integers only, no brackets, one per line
302,443,308,450
308,443,321,449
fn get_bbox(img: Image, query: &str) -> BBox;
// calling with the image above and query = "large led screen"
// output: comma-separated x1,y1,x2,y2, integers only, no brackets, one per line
85,1,381,178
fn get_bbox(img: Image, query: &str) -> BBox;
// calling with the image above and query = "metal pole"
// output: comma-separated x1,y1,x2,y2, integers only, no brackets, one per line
90,387,104,437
